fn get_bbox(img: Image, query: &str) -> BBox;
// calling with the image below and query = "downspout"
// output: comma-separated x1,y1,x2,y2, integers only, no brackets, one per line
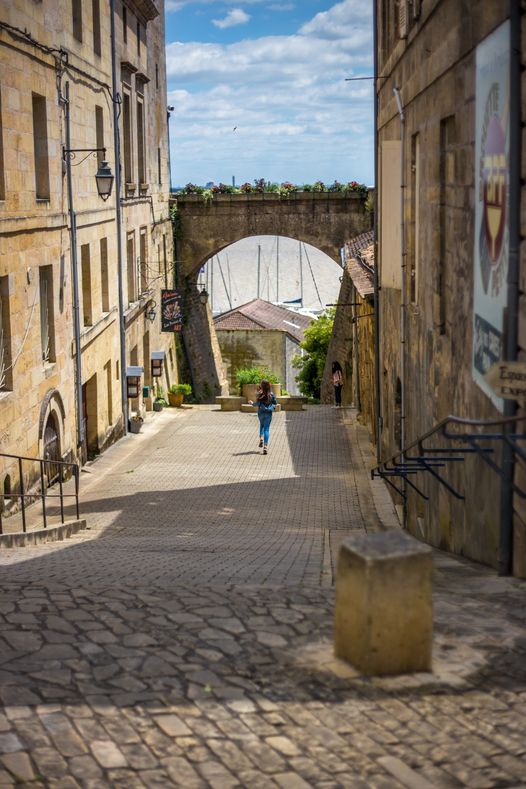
109,0,128,434
352,284,361,412
499,2,521,575
64,82,84,449
372,0,382,459
393,86,407,520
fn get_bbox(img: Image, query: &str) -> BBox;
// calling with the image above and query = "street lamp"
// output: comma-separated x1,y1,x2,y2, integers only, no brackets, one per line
62,82,116,448
146,301,157,322
199,286,209,305
63,148,114,200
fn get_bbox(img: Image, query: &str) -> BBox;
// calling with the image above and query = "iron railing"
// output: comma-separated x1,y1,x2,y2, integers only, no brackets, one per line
372,414,526,501
0,452,80,535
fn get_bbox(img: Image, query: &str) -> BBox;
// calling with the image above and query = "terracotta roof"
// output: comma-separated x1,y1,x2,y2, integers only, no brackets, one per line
346,230,374,260
214,299,312,342
344,232,375,300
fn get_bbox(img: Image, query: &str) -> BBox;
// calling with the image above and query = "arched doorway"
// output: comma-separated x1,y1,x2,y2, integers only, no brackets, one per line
43,413,61,487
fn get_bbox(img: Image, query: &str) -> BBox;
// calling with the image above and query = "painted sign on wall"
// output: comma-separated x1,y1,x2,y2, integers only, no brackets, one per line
161,289,183,332
472,21,510,410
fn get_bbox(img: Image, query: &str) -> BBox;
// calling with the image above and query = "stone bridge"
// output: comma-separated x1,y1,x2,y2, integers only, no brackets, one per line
172,192,371,401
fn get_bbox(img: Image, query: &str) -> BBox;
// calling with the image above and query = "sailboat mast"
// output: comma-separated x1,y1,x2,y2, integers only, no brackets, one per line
210,256,214,312
299,242,304,307
257,244,261,299
276,236,279,303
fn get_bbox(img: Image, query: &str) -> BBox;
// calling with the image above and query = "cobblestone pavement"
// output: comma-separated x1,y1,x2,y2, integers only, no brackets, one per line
0,407,525,788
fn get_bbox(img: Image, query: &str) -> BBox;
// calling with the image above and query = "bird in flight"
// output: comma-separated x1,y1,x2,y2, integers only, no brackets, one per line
233,126,237,131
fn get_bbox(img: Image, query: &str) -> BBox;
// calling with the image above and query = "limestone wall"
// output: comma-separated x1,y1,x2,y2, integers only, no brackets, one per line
377,0,510,570
0,0,177,496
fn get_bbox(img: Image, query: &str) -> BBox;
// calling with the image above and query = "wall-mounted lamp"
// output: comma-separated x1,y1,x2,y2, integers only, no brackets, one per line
199,286,209,305
151,351,165,378
146,301,157,322
95,160,114,201
126,366,144,398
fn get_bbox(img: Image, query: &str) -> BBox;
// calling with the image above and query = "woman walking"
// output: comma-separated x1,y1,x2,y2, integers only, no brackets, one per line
332,361,343,407
249,379,276,455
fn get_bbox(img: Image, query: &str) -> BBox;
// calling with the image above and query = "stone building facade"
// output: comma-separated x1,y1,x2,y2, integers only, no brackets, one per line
322,231,375,439
376,0,525,575
0,1,176,506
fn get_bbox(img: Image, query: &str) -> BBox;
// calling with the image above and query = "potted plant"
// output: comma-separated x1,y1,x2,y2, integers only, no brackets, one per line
235,366,281,402
153,385,167,412
168,383,192,407
129,413,144,433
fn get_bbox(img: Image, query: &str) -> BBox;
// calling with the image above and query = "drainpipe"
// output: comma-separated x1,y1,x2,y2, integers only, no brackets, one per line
372,0,382,459
499,2,521,575
109,0,128,434
64,82,84,449
352,284,361,412
394,86,407,521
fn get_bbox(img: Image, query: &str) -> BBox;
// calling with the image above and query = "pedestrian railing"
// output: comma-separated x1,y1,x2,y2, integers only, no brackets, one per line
0,452,80,535
372,414,526,501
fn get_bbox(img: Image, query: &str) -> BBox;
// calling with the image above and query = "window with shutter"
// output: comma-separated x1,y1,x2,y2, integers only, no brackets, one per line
399,0,409,39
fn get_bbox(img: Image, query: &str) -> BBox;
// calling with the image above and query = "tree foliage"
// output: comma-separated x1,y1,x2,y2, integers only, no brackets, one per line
293,309,335,399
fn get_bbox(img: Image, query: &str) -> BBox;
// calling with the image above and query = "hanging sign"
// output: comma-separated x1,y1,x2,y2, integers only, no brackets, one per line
485,361,526,401
472,21,510,411
161,289,183,332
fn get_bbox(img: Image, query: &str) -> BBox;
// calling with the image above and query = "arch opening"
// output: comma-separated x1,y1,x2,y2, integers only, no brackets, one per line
43,412,61,487
197,235,343,318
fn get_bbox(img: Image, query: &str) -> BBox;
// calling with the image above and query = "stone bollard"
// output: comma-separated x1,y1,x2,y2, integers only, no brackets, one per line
334,530,433,675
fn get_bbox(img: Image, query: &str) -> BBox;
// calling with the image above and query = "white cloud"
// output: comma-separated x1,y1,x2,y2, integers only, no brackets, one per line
212,8,250,28
166,0,374,185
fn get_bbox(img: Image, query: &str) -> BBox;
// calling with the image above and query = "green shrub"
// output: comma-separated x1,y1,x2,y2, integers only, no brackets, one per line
292,309,335,399
169,383,192,396
235,366,278,389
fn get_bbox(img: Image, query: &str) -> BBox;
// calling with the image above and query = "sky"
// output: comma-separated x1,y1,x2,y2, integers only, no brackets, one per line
165,0,375,188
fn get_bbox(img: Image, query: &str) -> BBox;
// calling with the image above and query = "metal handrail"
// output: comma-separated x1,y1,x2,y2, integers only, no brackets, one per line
0,452,80,535
372,414,526,501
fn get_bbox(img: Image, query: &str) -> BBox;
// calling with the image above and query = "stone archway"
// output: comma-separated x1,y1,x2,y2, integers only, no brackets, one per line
173,192,372,401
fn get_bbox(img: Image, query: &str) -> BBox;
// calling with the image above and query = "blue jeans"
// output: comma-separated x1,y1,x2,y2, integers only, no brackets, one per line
258,412,272,445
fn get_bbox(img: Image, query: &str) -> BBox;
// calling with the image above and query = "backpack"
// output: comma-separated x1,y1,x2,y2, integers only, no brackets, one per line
258,394,276,412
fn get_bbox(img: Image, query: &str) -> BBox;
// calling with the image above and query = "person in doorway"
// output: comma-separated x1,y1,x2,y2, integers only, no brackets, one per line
249,379,276,455
332,361,343,407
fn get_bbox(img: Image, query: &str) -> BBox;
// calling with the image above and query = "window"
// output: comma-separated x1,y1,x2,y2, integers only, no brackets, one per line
100,237,109,312
0,87,4,200
136,96,145,184
438,115,456,334
32,94,50,200
39,266,55,363
142,331,150,386
105,360,113,424
0,276,12,391
92,0,101,54
409,132,420,303
72,0,82,42
95,105,104,167
81,244,92,326
127,231,136,304
163,234,168,288
155,64,159,89
122,4,127,43
122,91,132,184
139,228,148,293
157,147,161,185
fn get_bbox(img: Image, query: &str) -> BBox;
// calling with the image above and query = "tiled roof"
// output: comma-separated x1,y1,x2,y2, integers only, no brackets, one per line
214,299,312,342
345,231,375,299
346,230,374,260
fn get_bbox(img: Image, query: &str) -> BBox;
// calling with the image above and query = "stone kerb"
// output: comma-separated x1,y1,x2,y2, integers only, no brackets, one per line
0,519,87,548
215,396,243,411
334,530,433,675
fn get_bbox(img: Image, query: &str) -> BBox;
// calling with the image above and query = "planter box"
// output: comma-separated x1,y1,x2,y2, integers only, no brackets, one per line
168,392,184,407
129,420,143,433
153,401,163,412
242,384,258,403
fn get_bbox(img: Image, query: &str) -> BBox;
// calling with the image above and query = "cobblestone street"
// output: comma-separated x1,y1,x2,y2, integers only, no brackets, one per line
0,406,525,788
